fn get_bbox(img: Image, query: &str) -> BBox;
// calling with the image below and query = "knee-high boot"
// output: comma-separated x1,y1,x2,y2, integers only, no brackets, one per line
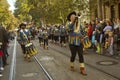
79,63,87,75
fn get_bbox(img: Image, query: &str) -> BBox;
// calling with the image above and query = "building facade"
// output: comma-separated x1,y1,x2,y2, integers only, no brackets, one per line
90,0,120,20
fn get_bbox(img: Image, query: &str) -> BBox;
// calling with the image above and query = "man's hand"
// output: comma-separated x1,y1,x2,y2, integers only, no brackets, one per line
0,42,2,45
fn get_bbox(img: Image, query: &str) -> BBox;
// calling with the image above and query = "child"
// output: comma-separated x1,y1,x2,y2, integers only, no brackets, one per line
108,31,114,55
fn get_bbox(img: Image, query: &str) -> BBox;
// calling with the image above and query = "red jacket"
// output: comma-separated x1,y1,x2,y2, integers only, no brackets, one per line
0,50,3,57
88,24,93,37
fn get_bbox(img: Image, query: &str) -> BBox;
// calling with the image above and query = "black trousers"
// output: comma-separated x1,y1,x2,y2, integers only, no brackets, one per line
54,36,59,42
21,44,32,55
1,45,8,66
38,37,43,44
21,44,25,54
43,39,48,47
50,34,54,41
60,36,66,44
69,44,84,63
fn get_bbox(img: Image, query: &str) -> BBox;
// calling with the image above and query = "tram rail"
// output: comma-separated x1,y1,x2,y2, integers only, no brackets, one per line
33,55,54,80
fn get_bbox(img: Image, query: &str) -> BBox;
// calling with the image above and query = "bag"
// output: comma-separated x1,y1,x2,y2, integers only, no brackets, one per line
25,43,37,56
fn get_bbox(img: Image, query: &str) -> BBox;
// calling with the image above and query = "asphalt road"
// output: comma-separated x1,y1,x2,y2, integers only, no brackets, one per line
1,39,120,80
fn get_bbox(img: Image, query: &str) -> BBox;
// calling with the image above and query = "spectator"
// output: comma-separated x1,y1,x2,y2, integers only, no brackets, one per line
103,21,112,32
108,31,114,55
0,23,9,77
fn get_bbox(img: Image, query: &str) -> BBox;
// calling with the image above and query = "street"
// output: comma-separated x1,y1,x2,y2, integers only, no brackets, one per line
1,39,120,80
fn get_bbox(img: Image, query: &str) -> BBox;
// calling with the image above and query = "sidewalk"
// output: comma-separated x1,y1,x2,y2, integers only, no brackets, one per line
0,42,14,80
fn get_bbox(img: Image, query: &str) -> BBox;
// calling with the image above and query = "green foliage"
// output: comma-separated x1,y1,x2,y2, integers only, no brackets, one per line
14,0,90,25
0,0,18,30
14,0,32,22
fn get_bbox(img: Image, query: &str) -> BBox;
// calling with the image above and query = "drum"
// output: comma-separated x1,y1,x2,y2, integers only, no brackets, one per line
25,43,37,56
83,36,91,48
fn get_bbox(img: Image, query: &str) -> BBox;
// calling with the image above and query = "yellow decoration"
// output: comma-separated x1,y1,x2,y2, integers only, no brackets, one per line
79,63,85,68
70,62,74,67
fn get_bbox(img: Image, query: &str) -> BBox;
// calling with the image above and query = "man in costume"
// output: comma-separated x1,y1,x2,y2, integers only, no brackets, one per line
17,23,32,62
42,28,49,49
67,11,87,75
60,25,67,47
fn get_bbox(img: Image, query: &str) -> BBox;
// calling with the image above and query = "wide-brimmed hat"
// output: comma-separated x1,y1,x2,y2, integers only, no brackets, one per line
67,11,76,21
19,23,26,28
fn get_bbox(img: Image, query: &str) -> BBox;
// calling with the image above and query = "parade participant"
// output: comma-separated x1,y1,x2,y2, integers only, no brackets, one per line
49,25,55,42
29,24,36,39
42,28,49,49
60,25,67,47
67,11,87,75
46,25,51,40
53,25,60,44
18,23,32,62
38,27,43,46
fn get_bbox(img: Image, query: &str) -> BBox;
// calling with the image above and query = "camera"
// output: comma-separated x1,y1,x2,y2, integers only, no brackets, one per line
75,13,81,21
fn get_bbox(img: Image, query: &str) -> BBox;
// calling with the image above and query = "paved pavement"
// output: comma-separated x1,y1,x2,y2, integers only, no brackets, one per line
15,43,47,80
48,43,120,80
0,42,14,80
1,39,120,80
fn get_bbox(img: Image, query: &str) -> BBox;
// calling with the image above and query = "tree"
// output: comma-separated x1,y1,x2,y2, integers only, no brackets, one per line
14,0,32,22
14,0,90,25
0,0,18,30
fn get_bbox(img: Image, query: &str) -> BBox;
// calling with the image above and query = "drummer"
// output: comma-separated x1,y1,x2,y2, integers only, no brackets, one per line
17,23,32,62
